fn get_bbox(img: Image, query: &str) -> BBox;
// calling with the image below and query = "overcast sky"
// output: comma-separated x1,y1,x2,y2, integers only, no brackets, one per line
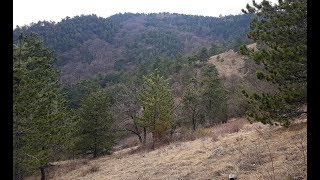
13,0,278,28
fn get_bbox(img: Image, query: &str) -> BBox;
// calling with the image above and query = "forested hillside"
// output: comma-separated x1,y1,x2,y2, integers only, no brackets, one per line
13,13,253,84
13,0,307,179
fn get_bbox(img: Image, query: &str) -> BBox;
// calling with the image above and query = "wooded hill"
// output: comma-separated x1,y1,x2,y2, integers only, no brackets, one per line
13,13,253,84
13,0,307,178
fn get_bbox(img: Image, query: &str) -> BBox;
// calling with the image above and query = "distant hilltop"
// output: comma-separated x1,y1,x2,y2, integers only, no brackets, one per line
13,13,253,84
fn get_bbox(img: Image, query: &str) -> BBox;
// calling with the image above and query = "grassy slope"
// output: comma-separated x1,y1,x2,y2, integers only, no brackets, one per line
41,117,306,180
207,43,257,78
27,44,306,180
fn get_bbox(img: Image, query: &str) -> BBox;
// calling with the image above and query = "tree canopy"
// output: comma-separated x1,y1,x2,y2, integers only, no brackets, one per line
13,33,70,179
136,69,174,149
241,0,307,126
75,90,115,158
13,13,253,84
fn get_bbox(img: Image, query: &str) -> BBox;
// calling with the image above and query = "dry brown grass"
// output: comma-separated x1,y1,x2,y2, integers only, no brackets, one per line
208,49,246,78
121,136,141,148
207,43,257,79
47,117,307,180
80,164,100,177
211,118,247,136
171,118,248,143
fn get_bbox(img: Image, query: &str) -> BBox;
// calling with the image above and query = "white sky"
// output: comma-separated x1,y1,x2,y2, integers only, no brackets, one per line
13,0,278,28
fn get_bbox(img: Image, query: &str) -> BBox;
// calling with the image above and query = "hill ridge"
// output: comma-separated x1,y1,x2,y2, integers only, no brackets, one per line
13,13,253,84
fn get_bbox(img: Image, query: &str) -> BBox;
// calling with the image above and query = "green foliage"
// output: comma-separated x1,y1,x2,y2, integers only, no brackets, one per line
96,73,122,87
75,90,115,158
151,56,184,77
13,33,70,178
198,47,210,62
13,14,123,53
117,30,183,70
239,44,250,55
230,37,246,52
182,78,204,130
13,13,253,83
144,13,252,41
63,78,101,109
142,30,183,58
201,65,228,124
186,47,210,64
242,0,307,126
182,64,227,129
208,44,224,56
136,69,174,146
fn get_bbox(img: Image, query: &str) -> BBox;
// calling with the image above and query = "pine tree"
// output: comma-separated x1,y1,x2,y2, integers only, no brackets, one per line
201,64,228,125
182,77,203,130
182,64,227,129
136,69,174,149
13,33,70,180
198,47,210,62
208,44,220,56
241,0,307,126
75,90,114,158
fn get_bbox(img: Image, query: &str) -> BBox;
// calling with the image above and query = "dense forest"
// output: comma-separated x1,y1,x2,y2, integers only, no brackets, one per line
13,0,307,179
13,13,253,84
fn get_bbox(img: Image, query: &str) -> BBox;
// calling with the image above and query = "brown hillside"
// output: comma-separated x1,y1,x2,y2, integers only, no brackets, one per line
37,116,306,180
207,43,256,78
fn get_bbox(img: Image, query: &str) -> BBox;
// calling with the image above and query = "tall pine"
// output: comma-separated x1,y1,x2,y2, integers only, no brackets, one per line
136,69,174,149
13,33,70,180
75,90,114,158
241,0,307,126
182,77,203,130
201,64,228,125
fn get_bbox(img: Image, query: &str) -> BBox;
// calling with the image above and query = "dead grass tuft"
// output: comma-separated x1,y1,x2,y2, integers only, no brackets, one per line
81,164,100,177
194,128,212,138
211,118,247,137
171,127,197,142
171,118,247,144
123,136,141,148
46,159,90,179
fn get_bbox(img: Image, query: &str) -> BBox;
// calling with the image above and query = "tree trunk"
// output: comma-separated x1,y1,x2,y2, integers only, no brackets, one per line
224,114,228,123
192,117,196,131
170,124,176,140
151,132,155,150
13,164,23,180
133,123,143,144
14,134,24,180
93,146,97,158
192,108,196,131
40,167,46,180
143,127,147,146
208,100,213,125
93,135,97,158
137,134,143,144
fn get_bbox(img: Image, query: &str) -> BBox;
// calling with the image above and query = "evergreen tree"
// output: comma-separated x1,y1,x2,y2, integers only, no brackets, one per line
64,78,100,110
136,69,174,149
198,47,210,62
75,90,115,158
208,44,220,56
13,33,70,180
231,37,245,52
201,64,228,125
241,0,307,126
182,78,203,130
182,64,227,129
